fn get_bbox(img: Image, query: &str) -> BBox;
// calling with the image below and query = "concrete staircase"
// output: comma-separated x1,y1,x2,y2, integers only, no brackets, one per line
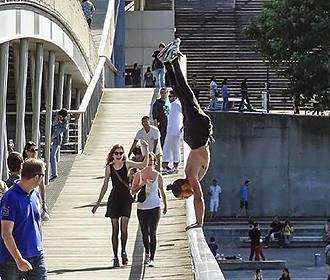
175,0,292,110
204,221,325,249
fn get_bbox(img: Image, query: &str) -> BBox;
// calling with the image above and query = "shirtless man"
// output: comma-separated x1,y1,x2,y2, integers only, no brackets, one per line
158,39,214,230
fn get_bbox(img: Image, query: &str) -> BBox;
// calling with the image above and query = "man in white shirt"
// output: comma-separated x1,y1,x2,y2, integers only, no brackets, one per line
162,92,183,174
208,179,222,220
128,116,162,171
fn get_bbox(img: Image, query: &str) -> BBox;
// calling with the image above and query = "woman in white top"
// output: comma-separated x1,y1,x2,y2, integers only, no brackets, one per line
131,153,167,267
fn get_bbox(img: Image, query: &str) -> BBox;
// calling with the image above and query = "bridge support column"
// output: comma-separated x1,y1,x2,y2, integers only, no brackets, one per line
63,74,72,144
114,0,125,87
32,43,44,146
75,88,81,110
56,62,65,109
44,51,55,185
16,39,29,153
0,42,9,180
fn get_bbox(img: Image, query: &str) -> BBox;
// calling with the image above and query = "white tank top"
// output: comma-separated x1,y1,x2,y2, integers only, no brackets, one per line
137,172,161,210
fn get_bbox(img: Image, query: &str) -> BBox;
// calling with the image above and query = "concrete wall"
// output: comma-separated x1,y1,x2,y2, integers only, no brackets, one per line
202,112,330,217
125,11,174,68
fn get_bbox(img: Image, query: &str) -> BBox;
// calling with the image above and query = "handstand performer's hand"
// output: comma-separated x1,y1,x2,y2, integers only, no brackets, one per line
185,223,202,231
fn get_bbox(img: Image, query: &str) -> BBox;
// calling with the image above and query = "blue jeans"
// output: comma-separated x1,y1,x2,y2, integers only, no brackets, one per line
222,96,229,111
0,254,47,280
50,139,60,177
153,68,165,88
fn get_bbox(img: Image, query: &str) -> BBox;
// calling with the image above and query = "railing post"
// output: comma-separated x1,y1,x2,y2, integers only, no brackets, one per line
0,42,9,180
76,114,83,154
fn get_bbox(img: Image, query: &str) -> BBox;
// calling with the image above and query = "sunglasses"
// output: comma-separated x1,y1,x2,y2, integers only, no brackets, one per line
114,151,124,156
30,148,38,153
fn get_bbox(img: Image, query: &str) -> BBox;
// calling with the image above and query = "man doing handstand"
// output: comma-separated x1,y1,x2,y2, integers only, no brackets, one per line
158,39,214,230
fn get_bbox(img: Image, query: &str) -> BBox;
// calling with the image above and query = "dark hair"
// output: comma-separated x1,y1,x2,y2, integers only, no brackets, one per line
210,237,215,242
210,75,216,83
106,144,126,165
256,269,261,273
23,141,37,160
166,178,188,197
282,267,290,276
59,108,68,118
132,146,142,156
212,179,217,183
253,222,259,228
245,179,250,184
21,159,45,180
159,42,165,48
7,152,24,173
147,67,151,72
141,116,150,122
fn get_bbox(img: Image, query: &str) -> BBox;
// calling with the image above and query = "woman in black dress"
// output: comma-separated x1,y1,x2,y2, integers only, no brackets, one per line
92,141,149,267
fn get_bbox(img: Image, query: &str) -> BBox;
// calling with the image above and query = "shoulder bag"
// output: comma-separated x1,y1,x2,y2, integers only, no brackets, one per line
111,165,135,203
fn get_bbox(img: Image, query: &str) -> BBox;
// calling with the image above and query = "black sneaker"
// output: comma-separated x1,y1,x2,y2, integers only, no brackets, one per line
157,38,182,63
49,175,58,182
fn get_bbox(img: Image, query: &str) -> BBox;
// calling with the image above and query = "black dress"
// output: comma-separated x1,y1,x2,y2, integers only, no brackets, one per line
105,163,132,218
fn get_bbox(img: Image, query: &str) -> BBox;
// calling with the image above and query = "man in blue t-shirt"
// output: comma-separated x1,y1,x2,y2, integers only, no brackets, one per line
238,179,250,217
0,159,47,279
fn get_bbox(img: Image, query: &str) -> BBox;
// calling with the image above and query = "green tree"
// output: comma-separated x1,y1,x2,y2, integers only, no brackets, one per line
245,0,330,109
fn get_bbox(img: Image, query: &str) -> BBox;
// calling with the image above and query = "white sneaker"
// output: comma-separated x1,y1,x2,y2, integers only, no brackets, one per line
144,254,150,264
157,38,182,63
148,260,155,267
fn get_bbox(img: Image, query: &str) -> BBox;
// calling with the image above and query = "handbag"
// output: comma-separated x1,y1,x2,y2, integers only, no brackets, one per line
111,166,135,203
137,173,146,203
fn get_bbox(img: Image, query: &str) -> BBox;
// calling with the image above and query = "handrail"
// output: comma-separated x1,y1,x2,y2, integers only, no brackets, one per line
78,0,117,113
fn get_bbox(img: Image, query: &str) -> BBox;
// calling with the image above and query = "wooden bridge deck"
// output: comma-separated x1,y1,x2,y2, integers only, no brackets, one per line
43,89,193,280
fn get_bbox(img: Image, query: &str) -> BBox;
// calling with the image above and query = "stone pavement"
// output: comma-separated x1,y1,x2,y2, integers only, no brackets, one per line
43,89,193,279
221,246,328,279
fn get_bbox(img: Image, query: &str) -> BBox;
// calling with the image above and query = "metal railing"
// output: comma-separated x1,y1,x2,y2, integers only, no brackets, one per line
69,0,118,153
0,0,98,72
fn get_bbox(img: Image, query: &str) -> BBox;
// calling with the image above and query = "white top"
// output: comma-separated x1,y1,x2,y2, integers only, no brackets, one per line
325,244,330,256
137,173,161,210
209,185,222,200
135,125,162,155
166,99,183,136
210,80,218,97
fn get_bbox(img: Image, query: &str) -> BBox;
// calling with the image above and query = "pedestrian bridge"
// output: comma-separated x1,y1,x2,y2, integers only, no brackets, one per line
42,88,224,279
0,1,225,278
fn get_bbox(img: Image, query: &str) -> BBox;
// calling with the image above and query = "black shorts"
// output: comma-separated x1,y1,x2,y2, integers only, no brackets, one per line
165,59,214,150
240,200,248,209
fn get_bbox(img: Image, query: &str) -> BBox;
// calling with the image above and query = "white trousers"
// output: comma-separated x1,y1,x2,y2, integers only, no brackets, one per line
163,134,180,163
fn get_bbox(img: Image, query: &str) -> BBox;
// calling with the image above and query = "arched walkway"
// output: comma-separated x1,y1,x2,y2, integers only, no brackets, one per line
43,89,193,279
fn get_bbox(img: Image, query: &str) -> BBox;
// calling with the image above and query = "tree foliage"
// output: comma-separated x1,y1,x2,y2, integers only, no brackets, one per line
245,0,330,108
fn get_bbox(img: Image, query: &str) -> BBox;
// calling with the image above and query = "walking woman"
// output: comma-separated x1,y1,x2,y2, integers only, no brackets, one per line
131,153,167,267
23,141,47,215
92,141,149,267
